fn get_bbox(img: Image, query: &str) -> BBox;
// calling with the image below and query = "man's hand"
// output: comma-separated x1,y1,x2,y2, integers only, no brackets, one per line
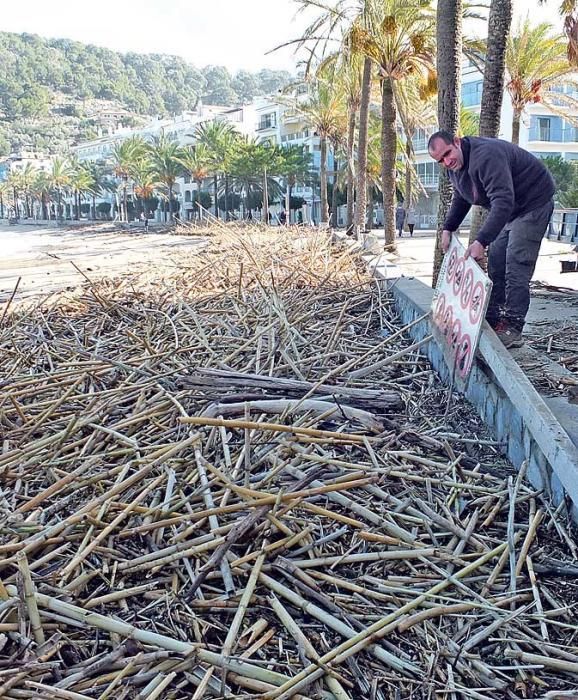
441,230,452,253
465,240,485,262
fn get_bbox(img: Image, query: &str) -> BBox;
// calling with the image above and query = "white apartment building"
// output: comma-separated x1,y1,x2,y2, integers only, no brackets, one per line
0,151,52,182
73,93,327,223
253,94,327,223
74,102,258,220
412,61,578,230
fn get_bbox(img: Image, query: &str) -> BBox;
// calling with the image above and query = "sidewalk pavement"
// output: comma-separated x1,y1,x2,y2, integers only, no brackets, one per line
363,229,578,325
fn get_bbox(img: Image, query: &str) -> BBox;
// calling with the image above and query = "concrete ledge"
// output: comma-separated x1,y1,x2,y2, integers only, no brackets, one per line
383,274,578,521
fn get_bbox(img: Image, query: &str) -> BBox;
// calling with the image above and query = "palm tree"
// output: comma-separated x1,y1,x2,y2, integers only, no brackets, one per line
395,77,436,214
433,0,462,282
464,0,513,250
32,172,52,220
147,133,185,222
178,144,212,219
194,120,240,220
505,20,578,144
319,39,365,229
290,78,347,224
354,0,436,248
278,144,314,223
48,158,72,222
278,1,376,234
110,136,147,221
6,171,24,219
48,158,72,220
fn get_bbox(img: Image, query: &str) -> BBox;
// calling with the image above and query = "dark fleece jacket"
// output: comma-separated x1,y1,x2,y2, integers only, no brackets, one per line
443,137,555,247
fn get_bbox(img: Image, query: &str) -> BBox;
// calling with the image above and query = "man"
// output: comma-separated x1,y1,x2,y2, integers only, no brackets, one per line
428,130,555,348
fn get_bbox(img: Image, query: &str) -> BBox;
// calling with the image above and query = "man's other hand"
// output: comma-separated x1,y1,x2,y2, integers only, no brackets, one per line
442,230,452,253
465,240,485,262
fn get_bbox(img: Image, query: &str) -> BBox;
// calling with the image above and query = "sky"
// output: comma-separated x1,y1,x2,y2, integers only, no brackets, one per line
0,0,567,75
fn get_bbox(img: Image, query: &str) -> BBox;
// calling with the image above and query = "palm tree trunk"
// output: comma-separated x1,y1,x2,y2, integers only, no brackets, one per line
13,188,19,218
213,175,219,219
346,107,356,230
468,0,512,249
92,195,96,220
331,158,339,228
355,57,372,235
512,110,521,144
320,136,329,224
169,185,174,221
225,175,230,221
433,0,463,285
381,78,397,249
405,136,413,209
263,167,269,225
123,182,128,222
0,194,4,219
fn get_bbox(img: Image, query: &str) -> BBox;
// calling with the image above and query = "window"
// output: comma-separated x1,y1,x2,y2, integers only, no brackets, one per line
530,116,563,142
416,162,440,187
185,191,191,202
258,113,277,130
462,80,483,107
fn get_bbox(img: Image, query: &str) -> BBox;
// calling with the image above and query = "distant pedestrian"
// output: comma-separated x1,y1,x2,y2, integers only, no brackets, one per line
395,203,405,237
405,206,416,236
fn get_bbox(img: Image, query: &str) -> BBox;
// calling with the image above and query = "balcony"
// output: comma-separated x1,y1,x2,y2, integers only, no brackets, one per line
528,126,578,143
418,174,439,188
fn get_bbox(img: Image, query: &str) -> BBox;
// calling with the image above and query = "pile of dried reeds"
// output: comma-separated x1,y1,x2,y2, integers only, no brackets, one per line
1,226,577,699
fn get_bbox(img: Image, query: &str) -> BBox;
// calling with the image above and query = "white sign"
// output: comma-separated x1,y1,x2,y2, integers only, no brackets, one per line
431,236,492,380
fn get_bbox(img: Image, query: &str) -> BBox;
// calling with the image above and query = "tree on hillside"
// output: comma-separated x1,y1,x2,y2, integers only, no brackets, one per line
201,66,238,105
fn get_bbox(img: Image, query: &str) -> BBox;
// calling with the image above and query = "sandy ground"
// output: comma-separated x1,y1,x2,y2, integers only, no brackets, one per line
0,221,208,303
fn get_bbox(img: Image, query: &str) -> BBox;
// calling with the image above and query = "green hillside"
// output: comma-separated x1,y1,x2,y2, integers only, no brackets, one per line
0,32,293,155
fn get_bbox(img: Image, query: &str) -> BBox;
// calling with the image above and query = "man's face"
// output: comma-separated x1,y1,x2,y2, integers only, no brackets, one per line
429,137,464,171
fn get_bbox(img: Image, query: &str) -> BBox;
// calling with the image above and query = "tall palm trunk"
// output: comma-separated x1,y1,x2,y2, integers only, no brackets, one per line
168,185,174,222
13,188,19,218
355,57,372,235
331,157,340,227
405,135,413,209
262,167,269,225
469,0,513,248
320,135,329,224
512,110,521,145
0,194,4,219
433,0,463,285
91,194,96,220
123,181,128,222
225,175,230,221
213,175,219,219
381,78,397,249
346,107,356,230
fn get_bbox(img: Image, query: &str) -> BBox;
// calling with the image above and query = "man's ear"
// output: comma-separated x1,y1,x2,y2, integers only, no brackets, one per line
453,137,461,147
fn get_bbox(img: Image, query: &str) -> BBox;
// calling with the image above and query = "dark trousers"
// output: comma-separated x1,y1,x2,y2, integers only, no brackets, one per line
486,199,554,331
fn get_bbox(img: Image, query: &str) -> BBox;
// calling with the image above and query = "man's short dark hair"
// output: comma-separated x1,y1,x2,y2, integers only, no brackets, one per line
428,130,455,150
